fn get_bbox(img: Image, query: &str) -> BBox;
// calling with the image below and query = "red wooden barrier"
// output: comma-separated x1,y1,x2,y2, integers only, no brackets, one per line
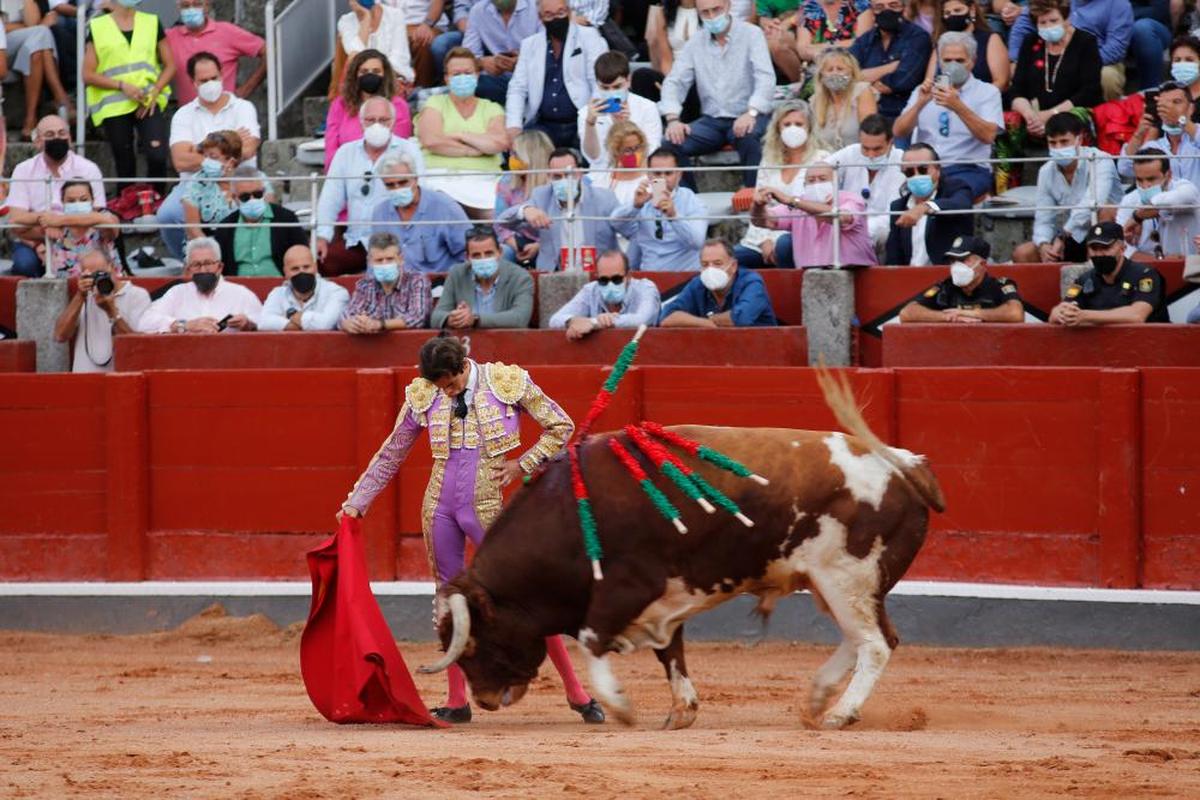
112,328,809,371
0,278,18,332
635,271,804,326
883,324,1200,367
0,340,35,372
2,366,1198,588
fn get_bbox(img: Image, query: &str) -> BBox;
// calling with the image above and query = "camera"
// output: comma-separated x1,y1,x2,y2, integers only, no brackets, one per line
90,271,114,296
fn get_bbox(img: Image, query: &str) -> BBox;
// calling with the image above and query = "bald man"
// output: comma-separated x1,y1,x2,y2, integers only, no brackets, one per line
259,245,351,331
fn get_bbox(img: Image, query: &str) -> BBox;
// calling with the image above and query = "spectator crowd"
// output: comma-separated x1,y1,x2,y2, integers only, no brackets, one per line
0,0,1196,371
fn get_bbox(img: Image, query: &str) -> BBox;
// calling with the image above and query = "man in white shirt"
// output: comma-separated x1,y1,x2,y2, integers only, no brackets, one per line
260,245,351,331
578,51,662,171
157,51,262,258
316,95,425,275
1116,148,1200,259
893,31,1002,200
52,249,152,373
827,113,906,249
139,237,264,333
1013,112,1123,263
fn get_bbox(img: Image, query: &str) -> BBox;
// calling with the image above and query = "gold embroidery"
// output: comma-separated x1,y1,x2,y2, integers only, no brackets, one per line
420,461,445,586
428,402,452,459
473,453,505,532
485,362,527,404
405,378,438,423
515,379,574,473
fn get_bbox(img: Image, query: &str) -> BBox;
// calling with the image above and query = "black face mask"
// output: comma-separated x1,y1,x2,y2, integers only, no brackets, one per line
1091,255,1120,275
43,138,70,162
357,72,384,95
545,16,569,40
192,272,219,294
876,9,902,32
941,13,970,32
290,271,317,295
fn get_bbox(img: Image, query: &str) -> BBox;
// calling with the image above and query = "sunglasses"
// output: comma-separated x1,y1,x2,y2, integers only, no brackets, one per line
901,165,933,177
237,189,265,203
595,274,625,286
360,171,373,196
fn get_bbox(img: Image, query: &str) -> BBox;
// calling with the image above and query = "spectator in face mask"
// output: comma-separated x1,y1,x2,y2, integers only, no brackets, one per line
45,181,121,278
659,238,778,327
53,248,152,374
324,48,414,173
894,31,1002,199
1116,148,1200,259
371,153,472,273
1118,82,1200,187
165,0,267,105
430,227,534,329
1049,221,1168,325
340,231,431,333
548,249,662,338
579,51,663,171
463,0,544,105
182,130,242,242
6,114,107,277
810,47,879,153
213,167,309,276
610,147,708,271
138,237,263,333
849,0,932,121
900,235,1024,323
260,245,350,331
885,143,974,265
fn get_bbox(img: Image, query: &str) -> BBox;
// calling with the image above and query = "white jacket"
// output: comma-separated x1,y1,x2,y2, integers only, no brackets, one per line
504,23,607,129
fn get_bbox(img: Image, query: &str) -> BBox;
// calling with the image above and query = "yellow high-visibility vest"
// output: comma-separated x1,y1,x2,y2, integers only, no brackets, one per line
86,11,170,126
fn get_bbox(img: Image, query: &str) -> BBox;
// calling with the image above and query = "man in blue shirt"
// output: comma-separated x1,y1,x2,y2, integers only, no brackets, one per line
849,0,932,121
371,153,472,274
611,148,709,271
659,239,777,327
1006,0,1141,98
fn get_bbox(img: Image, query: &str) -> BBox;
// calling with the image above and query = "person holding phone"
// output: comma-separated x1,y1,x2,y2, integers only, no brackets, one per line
138,237,262,334
1117,81,1200,187
578,51,662,171
610,147,708,271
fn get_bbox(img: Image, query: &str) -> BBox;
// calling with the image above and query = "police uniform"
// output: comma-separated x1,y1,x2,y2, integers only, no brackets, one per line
1064,260,1169,322
915,274,1022,312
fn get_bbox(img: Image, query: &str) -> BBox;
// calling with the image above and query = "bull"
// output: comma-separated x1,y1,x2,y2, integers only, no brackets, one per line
418,372,945,730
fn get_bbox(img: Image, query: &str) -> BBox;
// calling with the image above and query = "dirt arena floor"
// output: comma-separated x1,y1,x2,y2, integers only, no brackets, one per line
1,606,1198,799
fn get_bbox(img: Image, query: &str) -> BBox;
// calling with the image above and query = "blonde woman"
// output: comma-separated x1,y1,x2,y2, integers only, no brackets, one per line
810,48,877,151
734,100,829,268
494,129,553,266
593,121,648,208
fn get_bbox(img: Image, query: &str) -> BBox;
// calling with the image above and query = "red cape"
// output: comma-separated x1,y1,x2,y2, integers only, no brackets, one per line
300,517,442,727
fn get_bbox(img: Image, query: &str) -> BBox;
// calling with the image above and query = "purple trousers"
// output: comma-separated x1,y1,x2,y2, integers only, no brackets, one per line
431,447,488,583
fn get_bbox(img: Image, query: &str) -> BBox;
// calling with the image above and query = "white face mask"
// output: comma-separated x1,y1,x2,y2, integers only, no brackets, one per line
363,122,392,148
197,79,223,104
780,124,809,149
950,261,975,287
803,181,833,202
700,266,730,292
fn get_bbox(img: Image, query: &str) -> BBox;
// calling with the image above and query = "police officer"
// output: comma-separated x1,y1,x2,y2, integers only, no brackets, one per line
1049,222,1169,326
899,236,1024,324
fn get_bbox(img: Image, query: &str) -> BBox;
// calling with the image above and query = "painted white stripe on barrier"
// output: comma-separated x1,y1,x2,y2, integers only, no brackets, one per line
0,580,1198,605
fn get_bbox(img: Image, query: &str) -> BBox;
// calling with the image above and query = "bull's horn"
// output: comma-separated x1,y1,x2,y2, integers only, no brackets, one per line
418,593,471,674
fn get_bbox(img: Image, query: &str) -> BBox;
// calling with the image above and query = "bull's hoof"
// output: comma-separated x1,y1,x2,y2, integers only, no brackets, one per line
430,704,472,724
570,698,606,724
820,709,860,730
603,697,635,726
662,703,698,730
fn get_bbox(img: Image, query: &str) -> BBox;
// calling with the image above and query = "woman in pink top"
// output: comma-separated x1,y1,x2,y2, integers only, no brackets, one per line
750,162,877,268
324,48,413,173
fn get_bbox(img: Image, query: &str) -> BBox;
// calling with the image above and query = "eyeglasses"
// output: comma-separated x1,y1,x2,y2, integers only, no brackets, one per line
237,189,265,202
938,111,951,137
190,260,221,269
901,165,932,177
595,274,625,286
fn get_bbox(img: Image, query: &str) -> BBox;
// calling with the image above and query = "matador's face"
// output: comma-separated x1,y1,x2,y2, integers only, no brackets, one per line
434,364,470,397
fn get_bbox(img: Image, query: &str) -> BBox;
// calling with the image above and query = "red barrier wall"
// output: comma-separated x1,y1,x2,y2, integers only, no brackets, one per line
112,328,809,371
3,366,1198,588
883,324,1200,367
0,341,35,372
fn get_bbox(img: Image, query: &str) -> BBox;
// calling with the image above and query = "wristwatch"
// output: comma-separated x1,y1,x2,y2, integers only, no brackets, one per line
286,308,298,319
748,108,759,118
172,319,187,333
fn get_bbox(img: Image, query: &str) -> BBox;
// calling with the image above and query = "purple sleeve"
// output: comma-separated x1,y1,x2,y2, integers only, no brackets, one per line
343,404,422,514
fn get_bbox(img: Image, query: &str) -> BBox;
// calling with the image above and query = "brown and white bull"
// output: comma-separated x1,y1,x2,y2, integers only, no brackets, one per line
419,372,945,729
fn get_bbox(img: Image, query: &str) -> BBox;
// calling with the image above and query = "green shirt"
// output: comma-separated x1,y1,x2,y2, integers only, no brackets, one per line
233,204,280,277
757,0,800,18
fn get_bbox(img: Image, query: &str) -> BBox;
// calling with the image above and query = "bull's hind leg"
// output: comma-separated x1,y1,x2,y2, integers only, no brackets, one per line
653,626,699,730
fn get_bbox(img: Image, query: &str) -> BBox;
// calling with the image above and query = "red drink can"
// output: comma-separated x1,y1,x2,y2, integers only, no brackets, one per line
581,246,597,273
137,189,156,217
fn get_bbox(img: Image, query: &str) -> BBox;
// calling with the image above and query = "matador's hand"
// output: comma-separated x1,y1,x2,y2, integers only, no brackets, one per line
492,459,524,488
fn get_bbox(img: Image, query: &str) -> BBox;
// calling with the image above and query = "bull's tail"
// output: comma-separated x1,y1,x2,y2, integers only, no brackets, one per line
815,365,946,513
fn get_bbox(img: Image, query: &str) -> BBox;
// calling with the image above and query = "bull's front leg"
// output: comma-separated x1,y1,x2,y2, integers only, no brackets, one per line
653,626,699,730
577,627,635,726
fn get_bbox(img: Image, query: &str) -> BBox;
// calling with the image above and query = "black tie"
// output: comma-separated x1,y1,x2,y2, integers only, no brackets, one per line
454,392,468,419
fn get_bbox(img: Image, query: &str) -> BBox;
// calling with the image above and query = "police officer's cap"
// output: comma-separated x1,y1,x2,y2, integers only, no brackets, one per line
944,235,991,260
1084,221,1124,246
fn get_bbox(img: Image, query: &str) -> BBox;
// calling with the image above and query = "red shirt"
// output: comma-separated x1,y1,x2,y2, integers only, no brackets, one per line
165,20,265,105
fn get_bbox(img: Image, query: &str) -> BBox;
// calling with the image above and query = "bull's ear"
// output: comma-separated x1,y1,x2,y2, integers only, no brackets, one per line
463,636,477,658
465,583,497,623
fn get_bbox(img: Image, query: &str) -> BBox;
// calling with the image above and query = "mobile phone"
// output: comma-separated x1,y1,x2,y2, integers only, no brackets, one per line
1144,89,1161,127
602,96,622,114
934,74,950,90
651,179,668,205
216,314,233,331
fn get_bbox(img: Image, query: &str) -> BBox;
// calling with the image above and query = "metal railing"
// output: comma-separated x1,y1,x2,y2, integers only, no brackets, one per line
265,0,350,141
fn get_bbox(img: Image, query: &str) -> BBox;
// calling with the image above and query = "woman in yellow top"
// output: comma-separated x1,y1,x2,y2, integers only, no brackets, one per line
82,0,176,191
416,47,509,220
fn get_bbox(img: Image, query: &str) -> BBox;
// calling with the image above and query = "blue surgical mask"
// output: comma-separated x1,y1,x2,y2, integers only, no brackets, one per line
1163,121,1185,136
371,262,399,283
702,12,729,35
906,174,934,197
448,73,478,98
117,0,142,6
599,281,626,306
200,157,224,178
1171,61,1200,85
180,7,205,28
1048,146,1077,167
390,186,414,207
552,177,578,204
241,197,267,219
1037,24,1065,43
470,257,499,279
1139,184,1163,204
865,153,889,169
63,201,93,215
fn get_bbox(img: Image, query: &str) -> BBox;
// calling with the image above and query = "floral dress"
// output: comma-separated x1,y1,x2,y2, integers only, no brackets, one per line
800,0,870,43
184,178,238,227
